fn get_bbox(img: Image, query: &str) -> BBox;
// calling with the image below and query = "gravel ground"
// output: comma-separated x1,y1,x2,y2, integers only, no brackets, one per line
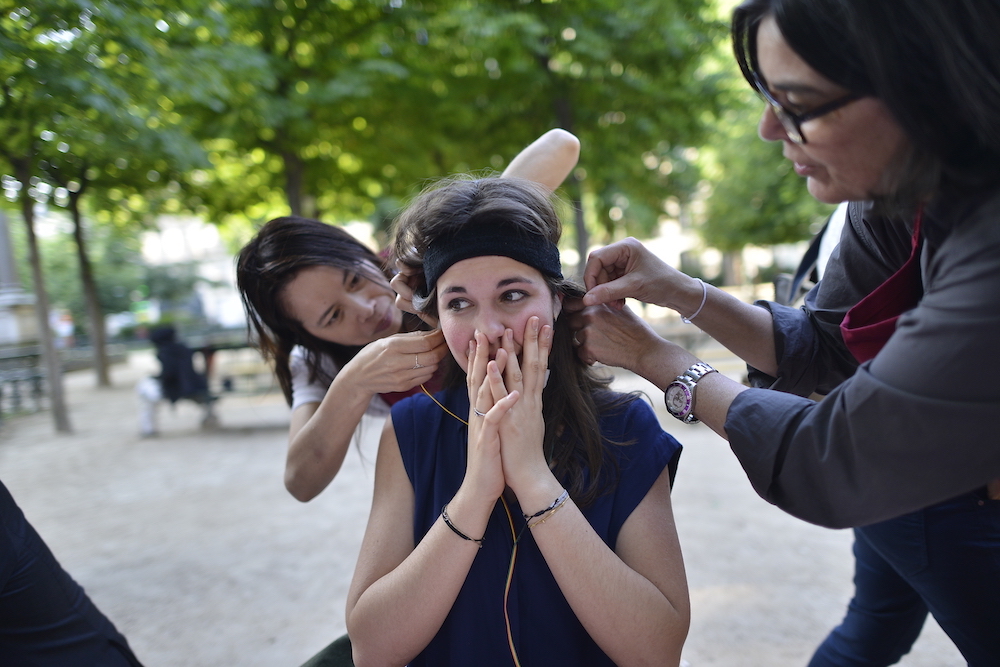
0,349,963,666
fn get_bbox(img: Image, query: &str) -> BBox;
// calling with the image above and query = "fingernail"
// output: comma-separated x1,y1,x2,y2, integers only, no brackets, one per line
532,317,539,333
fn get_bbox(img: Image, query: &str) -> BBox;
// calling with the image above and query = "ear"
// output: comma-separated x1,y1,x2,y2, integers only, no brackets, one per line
553,292,564,320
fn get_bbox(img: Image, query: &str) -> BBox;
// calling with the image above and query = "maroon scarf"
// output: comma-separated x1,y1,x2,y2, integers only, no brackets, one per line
840,209,924,363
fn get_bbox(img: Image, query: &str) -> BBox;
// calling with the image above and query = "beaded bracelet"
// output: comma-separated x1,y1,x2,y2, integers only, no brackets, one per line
527,492,570,529
441,503,484,548
523,489,569,521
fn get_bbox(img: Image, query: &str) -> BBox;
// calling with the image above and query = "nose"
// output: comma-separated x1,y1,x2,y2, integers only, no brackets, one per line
473,308,506,347
348,292,377,321
758,104,789,143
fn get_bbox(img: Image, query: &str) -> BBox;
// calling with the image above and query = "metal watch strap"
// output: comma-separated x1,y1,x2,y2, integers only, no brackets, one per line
682,362,715,384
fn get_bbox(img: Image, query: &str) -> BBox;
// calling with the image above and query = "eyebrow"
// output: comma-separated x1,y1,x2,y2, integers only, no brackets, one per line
768,80,837,100
440,276,536,295
769,81,819,93
498,276,534,287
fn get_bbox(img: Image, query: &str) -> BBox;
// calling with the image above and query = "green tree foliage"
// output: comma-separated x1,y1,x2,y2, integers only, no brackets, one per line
7,214,211,330
1,0,222,386
7,215,142,316
5,0,816,320
364,0,726,269
175,0,410,226
178,0,725,258
0,0,98,428
396,1,724,235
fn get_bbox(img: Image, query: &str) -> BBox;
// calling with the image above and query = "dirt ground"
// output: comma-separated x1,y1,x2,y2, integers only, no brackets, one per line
0,348,963,666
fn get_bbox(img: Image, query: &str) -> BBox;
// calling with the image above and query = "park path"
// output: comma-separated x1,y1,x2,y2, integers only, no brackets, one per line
0,347,961,666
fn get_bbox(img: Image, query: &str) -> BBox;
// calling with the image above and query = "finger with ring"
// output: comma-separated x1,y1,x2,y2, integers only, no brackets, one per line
412,354,424,370
474,408,487,418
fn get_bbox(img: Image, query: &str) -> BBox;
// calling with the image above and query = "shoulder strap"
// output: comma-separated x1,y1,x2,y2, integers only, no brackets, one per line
787,219,828,304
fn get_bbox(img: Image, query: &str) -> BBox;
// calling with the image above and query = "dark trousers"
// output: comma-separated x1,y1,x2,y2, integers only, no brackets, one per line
0,479,143,666
809,488,1000,667
300,634,354,667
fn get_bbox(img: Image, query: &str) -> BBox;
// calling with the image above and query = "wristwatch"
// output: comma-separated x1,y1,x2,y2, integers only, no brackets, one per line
664,362,717,424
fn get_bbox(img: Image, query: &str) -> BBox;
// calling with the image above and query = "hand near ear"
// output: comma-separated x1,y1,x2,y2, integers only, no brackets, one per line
391,259,439,328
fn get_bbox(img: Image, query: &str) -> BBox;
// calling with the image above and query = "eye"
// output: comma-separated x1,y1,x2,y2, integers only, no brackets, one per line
784,99,810,115
769,89,803,114
446,297,472,312
325,309,341,326
347,272,362,290
501,289,528,304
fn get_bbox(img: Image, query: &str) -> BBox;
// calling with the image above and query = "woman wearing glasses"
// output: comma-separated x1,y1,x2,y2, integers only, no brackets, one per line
571,0,1000,664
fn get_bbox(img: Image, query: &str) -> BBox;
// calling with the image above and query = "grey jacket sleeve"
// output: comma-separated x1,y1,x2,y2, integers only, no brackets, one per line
727,197,1000,528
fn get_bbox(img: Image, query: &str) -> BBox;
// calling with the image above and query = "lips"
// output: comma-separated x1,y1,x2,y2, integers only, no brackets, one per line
793,162,815,176
373,309,394,336
784,149,817,178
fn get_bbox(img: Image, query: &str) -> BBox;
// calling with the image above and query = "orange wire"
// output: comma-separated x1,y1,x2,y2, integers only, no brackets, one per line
500,495,522,667
422,385,521,664
419,384,468,425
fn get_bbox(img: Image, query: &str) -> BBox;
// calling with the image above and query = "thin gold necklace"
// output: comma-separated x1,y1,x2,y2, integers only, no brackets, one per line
419,384,468,426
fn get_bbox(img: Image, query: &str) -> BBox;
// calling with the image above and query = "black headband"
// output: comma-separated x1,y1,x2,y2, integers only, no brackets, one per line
421,222,563,296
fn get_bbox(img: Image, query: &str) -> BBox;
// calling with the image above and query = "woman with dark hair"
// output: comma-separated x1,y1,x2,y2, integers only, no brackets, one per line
344,177,689,666
235,130,580,502
237,216,447,502
572,0,1000,664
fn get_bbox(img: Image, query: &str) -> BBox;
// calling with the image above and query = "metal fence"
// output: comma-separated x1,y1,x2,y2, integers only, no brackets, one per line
0,347,45,423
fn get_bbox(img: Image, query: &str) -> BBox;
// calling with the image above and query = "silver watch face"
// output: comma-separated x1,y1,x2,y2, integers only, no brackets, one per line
665,382,693,416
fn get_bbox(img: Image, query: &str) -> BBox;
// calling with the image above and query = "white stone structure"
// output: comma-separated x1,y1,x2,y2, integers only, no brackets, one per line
0,210,37,346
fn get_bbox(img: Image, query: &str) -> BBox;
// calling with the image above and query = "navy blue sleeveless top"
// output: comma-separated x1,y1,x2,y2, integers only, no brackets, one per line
392,388,682,666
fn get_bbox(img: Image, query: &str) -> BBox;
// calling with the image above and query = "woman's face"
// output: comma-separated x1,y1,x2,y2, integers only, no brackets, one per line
281,263,402,346
436,255,562,373
755,15,910,204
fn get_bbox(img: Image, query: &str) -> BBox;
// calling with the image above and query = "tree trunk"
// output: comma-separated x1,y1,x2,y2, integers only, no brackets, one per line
14,160,72,433
568,175,588,280
283,151,306,217
69,194,111,386
553,96,587,278
721,250,744,287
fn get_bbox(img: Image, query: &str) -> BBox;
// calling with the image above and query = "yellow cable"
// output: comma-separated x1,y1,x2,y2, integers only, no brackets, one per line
422,384,521,664
419,384,468,426
500,495,522,667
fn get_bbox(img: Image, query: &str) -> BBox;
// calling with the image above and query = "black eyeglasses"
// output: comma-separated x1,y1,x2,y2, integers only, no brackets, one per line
752,74,862,145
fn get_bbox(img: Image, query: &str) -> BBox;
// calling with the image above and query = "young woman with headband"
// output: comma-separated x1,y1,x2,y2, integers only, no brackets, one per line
345,177,689,666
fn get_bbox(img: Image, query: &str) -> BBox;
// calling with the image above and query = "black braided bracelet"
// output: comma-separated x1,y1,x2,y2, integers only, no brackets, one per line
523,489,569,521
441,504,484,548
